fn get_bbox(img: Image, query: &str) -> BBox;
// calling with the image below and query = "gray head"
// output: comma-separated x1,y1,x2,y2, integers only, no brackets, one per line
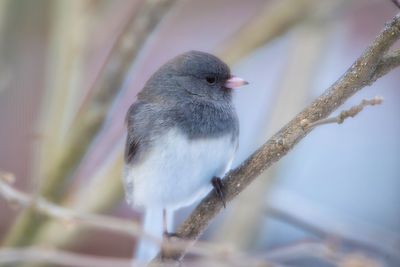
139,51,248,103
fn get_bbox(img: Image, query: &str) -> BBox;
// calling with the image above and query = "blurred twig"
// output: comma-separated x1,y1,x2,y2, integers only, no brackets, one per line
0,173,156,243
0,173,389,266
0,247,275,267
37,0,89,174
304,96,384,129
263,239,382,267
268,188,400,261
267,205,398,262
0,248,132,267
31,146,125,249
218,0,327,65
40,0,177,209
153,13,400,263
4,0,177,247
0,244,381,267
392,0,400,9
0,172,269,266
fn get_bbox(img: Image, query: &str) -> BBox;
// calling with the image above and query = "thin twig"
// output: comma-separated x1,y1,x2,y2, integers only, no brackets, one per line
370,49,400,81
304,96,383,129
0,173,156,243
262,239,382,267
218,0,322,65
0,247,276,267
152,13,400,263
0,247,132,267
267,205,399,261
392,0,400,9
0,173,270,265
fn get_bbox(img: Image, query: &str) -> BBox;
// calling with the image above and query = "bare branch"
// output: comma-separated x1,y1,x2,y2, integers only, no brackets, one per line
0,173,270,265
0,247,276,267
304,96,383,128
263,240,383,267
370,49,400,82
153,13,400,263
0,173,156,243
267,205,400,262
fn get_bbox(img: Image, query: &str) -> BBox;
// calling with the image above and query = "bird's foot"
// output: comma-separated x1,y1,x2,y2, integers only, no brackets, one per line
163,231,180,240
211,177,226,208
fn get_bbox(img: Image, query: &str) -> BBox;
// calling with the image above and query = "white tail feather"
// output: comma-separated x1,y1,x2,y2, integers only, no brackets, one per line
134,207,174,264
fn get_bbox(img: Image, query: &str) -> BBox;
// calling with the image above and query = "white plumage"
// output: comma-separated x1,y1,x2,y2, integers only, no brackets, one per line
124,127,236,262
124,127,237,210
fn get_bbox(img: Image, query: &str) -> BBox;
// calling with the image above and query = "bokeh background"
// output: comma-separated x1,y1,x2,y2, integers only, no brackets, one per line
0,0,399,266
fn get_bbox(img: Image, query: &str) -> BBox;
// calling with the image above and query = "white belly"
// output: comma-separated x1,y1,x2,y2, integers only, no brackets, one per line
124,128,236,210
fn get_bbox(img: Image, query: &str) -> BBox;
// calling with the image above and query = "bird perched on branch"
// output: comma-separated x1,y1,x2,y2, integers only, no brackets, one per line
123,50,248,262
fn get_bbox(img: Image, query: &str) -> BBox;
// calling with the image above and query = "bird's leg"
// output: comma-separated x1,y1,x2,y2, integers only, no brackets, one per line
162,209,179,239
162,208,168,240
211,177,226,208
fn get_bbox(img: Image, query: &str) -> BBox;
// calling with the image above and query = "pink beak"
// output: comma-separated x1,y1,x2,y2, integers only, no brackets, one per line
224,75,249,89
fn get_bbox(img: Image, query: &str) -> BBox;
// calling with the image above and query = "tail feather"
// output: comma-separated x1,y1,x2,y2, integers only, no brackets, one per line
135,207,174,264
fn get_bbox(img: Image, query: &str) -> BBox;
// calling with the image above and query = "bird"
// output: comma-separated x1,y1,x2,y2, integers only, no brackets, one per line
123,50,248,262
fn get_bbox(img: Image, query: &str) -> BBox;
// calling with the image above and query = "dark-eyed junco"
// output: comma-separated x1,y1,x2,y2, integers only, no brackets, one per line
123,51,248,261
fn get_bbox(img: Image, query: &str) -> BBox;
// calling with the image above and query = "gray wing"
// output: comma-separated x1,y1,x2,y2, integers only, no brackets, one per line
123,100,171,205
123,102,143,205
124,102,142,165
124,128,139,164
124,101,168,165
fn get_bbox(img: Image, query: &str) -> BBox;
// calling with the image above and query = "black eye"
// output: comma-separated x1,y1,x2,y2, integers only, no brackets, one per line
206,76,216,84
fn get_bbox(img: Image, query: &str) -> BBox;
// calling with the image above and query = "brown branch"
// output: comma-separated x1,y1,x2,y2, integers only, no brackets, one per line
153,13,400,263
304,96,383,128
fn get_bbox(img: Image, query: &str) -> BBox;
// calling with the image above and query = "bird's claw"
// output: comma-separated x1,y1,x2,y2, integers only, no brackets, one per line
163,231,180,240
211,177,226,208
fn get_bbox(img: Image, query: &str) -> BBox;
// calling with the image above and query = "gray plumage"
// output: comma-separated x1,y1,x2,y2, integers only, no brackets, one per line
124,51,239,166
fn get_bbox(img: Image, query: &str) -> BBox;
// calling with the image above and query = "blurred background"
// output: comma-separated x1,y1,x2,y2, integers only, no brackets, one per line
0,0,399,266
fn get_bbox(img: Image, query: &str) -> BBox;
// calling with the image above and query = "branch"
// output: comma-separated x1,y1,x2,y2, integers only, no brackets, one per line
263,239,383,267
0,247,276,267
153,13,400,262
370,49,400,81
0,173,269,265
0,173,157,244
304,96,383,129
267,206,399,261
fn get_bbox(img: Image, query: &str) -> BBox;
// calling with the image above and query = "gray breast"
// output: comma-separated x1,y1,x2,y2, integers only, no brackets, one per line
125,99,239,166
169,101,239,140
